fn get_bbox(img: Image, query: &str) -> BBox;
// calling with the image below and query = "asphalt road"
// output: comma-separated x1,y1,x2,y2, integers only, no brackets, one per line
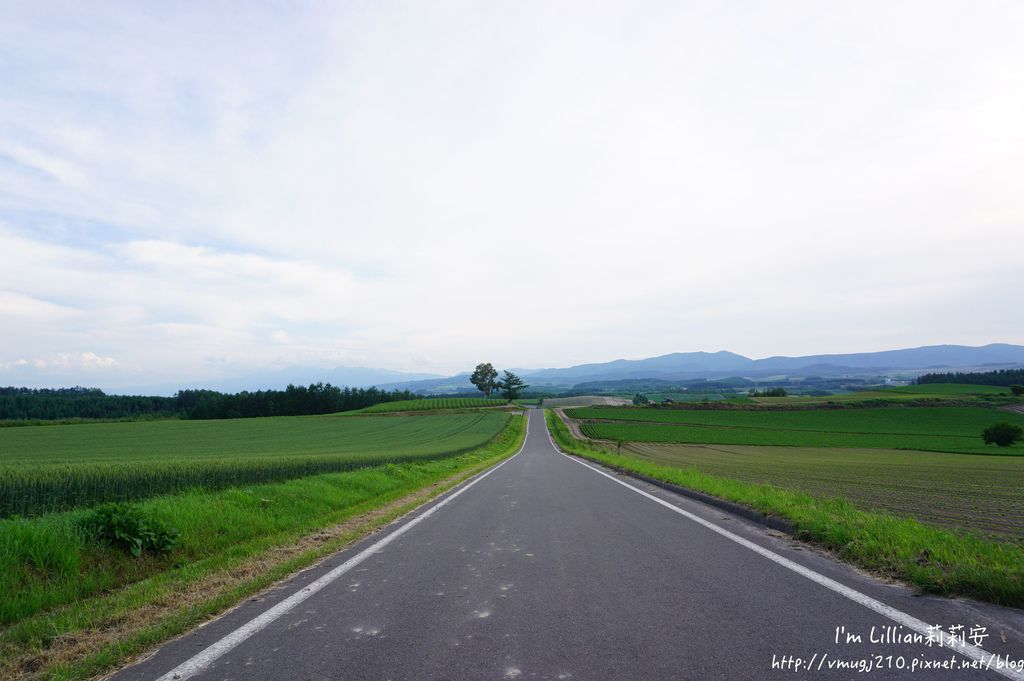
115,409,1024,681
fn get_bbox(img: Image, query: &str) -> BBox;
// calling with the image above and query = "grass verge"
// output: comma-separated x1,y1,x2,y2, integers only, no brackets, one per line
0,413,526,681
545,409,1024,608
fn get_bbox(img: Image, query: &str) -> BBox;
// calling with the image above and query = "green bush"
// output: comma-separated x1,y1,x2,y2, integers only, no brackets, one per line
982,422,1024,447
78,503,179,556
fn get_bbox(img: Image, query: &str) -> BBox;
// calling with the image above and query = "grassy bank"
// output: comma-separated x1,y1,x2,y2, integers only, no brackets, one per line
546,410,1024,607
0,413,525,681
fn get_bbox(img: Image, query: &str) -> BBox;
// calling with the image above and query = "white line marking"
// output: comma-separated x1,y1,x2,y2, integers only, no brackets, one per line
545,416,1024,681
154,413,531,681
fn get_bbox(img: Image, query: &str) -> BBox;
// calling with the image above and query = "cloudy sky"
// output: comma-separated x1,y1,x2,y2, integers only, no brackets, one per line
1,1,1022,390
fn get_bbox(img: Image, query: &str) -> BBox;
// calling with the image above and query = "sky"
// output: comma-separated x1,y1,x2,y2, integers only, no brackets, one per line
1,1,1022,391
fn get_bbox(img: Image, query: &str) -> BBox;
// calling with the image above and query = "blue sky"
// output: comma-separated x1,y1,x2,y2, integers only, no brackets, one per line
1,1,1022,390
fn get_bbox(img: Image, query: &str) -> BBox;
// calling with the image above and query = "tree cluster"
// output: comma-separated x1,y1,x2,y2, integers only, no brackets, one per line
982,422,1024,447
748,387,788,397
469,363,529,400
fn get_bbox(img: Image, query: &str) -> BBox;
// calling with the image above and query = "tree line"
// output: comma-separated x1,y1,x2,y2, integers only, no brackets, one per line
917,368,1024,391
0,384,417,421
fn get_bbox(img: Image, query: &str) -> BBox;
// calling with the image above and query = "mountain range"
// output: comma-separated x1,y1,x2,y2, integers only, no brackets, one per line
375,343,1024,393
9,344,1023,395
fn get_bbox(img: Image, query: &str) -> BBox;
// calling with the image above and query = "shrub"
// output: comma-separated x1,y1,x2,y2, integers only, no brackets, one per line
982,423,1024,448
1011,385,1024,396
78,503,179,556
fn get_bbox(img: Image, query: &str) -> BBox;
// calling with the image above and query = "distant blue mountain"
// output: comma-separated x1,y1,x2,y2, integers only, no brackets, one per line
378,343,1024,393
86,343,1024,396
521,351,753,384
115,366,445,396
751,344,1024,373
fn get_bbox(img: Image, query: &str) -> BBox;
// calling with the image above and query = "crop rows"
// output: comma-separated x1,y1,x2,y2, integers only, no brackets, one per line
570,406,1024,454
623,442,1024,539
0,412,509,517
360,397,500,413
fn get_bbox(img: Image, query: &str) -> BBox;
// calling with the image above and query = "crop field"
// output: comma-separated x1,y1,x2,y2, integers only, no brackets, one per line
622,442,1024,540
357,397,500,413
541,395,631,408
649,392,734,403
747,391,904,405
0,413,526,678
746,384,1015,405
881,383,1012,395
568,406,1024,454
0,412,510,516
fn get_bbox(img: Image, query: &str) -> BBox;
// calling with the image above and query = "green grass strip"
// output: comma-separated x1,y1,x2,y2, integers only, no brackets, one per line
546,409,1024,608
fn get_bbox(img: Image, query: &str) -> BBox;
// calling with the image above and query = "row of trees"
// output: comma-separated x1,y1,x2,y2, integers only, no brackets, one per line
0,384,415,421
0,387,178,420
917,369,1024,391
180,384,416,419
469,363,529,400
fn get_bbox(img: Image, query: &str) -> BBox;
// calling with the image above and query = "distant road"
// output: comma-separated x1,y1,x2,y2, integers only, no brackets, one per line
116,409,1024,680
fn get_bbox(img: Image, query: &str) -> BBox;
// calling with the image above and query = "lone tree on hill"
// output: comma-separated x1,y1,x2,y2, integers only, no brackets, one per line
496,370,528,401
982,422,1024,447
470,363,498,398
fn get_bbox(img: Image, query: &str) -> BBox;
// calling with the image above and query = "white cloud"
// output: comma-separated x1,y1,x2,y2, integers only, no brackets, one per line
0,1,1022,388
2,351,117,372
0,291,79,320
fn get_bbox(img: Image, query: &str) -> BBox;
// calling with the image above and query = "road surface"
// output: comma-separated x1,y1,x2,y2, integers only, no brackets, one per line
115,409,1024,680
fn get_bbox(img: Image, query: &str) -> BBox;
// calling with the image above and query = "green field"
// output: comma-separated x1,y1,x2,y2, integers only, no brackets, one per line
1,410,525,679
541,395,630,408
357,397,500,413
746,383,1015,405
624,442,1024,539
568,405,1024,454
881,383,1012,395
648,392,733,403
0,412,510,516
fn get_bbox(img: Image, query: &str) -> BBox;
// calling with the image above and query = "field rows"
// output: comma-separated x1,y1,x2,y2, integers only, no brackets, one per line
624,442,1024,539
0,413,509,516
569,406,1024,454
359,397,500,413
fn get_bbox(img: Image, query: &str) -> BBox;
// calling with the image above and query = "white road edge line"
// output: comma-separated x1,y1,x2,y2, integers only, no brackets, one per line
544,417,1024,681
153,411,531,681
